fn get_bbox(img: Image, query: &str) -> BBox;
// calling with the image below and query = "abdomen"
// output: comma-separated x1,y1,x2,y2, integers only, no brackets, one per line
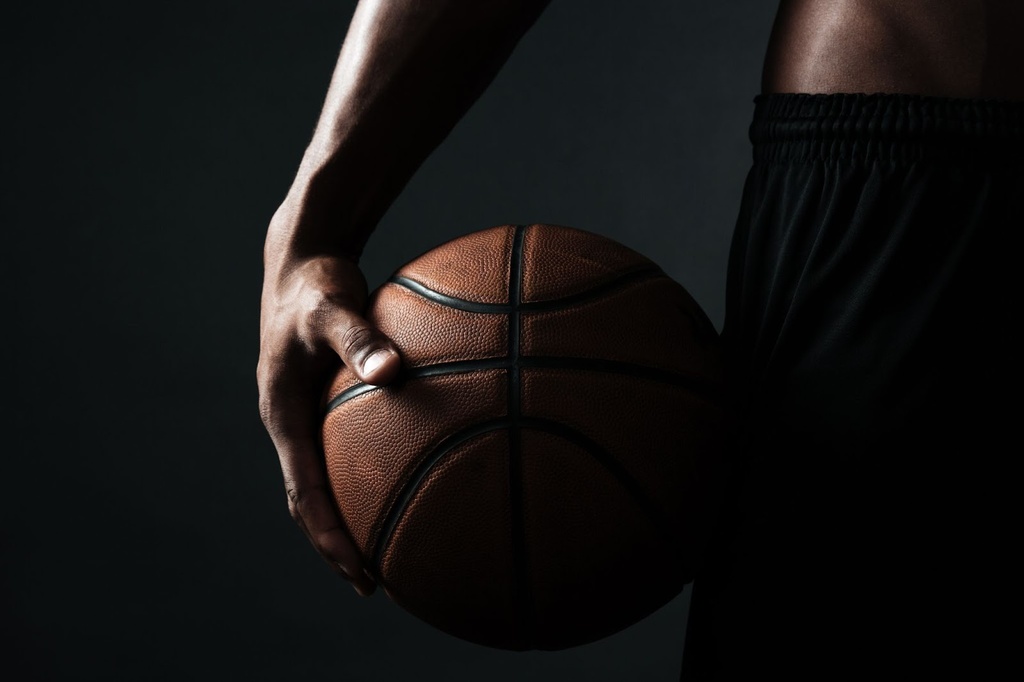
763,0,1024,99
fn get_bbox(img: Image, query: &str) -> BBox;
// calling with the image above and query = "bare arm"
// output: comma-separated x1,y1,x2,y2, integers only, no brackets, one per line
266,0,552,266
258,0,551,597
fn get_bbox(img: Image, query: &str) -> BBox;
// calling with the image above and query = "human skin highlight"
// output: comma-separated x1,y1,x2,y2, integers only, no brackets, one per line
764,0,1024,98
258,0,553,596
258,0,1023,598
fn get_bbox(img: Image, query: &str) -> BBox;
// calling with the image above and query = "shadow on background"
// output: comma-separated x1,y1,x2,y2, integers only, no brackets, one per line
2,1,775,678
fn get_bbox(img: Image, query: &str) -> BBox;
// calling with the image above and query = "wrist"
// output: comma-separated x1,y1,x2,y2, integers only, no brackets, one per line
265,168,370,273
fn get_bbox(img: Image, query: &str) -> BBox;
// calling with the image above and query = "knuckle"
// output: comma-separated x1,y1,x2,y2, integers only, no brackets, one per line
256,334,297,383
256,371,286,419
285,485,325,513
257,393,275,429
339,324,375,358
285,488,306,522
301,290,343,332
255,354,273,389
257,387,299,437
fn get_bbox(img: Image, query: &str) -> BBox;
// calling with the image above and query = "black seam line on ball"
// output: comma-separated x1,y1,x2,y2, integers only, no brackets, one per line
507,224,532,649
322,356,722,416
521,266,664,312
371,418,510,569
368,416,681,590
322,359,510,415
389,276,511,313
387,265,665,315
518,417,678,544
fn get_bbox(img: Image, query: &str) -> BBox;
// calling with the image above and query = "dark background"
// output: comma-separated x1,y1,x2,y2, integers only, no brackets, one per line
3,1,777,679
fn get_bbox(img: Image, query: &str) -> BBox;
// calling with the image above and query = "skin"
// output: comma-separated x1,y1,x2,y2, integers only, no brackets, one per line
764,0,1024,98
257,0,1024,596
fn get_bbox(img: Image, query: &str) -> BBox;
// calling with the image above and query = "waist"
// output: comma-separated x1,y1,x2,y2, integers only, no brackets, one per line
748,93,1024,166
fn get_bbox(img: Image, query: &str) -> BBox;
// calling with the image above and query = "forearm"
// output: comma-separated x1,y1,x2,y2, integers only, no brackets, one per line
267,0,551,267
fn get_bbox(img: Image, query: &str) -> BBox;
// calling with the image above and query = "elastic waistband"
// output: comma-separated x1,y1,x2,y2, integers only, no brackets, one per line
750,93,1024,165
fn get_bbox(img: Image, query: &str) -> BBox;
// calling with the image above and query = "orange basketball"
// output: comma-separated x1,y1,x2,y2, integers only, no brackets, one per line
321,223,727,650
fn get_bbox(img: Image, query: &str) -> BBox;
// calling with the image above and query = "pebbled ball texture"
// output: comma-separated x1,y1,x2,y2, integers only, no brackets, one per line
321,223,727,651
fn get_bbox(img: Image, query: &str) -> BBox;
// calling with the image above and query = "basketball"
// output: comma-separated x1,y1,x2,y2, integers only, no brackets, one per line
321,223,727,650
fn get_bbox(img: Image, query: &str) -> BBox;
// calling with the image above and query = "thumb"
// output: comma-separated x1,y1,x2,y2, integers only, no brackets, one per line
324,305,402,386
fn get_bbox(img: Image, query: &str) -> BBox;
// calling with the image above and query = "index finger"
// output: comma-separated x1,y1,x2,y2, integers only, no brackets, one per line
264,382,377,597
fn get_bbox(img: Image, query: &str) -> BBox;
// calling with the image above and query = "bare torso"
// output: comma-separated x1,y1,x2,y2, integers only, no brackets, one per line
764,0,1024,99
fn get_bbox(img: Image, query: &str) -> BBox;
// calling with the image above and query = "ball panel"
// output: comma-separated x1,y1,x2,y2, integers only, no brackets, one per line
319,222,729,651
521,276,722,378
521,224,655,303
521,368,727,566
379,429,520,649
323,369,508,553
395,224,514,304
368,282,509,367
520,429,687,649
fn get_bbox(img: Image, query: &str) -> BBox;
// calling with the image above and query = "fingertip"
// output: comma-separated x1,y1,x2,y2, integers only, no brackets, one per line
360,348,401,386
335,562,377,597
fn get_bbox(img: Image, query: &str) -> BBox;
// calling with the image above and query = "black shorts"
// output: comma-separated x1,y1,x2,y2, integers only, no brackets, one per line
681,93,1024,680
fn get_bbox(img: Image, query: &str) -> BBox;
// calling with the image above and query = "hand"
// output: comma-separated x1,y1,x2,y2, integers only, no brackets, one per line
258,242,401,596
